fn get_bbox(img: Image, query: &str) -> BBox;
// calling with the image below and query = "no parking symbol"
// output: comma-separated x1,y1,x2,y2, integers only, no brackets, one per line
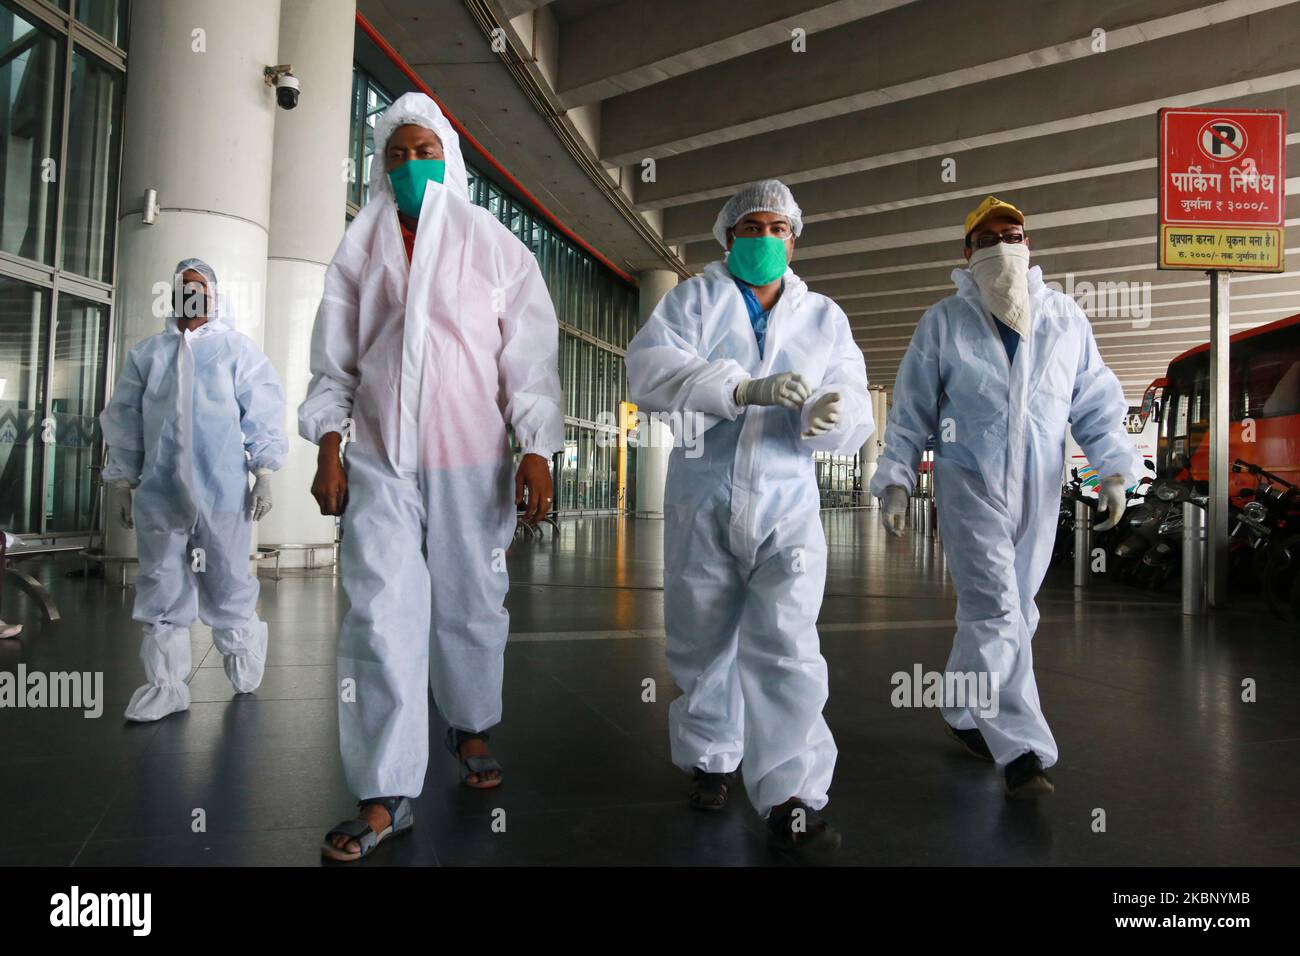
1198,118,1247,161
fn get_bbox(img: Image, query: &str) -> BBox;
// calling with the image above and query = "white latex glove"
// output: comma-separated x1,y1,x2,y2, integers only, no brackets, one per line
734,372,811,411
1094,475,1127,532
251,470,273,522
881,485,908,537
802,391,843,438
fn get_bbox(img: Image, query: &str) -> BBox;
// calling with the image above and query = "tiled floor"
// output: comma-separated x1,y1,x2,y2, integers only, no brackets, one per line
1,511,1296,866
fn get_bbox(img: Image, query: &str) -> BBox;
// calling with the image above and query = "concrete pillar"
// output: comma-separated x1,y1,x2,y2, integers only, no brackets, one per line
107,0,283,562
257,0,356,566
633,269,679,516
861,383,886,508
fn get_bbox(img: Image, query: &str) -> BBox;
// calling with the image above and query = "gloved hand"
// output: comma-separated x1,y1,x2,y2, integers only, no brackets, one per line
734,372,811,410
114,482,135,530
802,391,843,438
251,470,273,522
881,485,908,537
1094,475,1127,532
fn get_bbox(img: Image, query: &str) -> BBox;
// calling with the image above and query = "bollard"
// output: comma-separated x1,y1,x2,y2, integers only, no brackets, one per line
1182,502,1206,615
1073,499,1091,588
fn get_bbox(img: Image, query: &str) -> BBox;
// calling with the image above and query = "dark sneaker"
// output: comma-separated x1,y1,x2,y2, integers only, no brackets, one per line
944,722,993,761
1004,751,1055,799
767,801,842,856
688,768,732,811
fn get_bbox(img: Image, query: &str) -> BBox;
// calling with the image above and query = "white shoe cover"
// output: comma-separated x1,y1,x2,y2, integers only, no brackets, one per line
124,682,191,722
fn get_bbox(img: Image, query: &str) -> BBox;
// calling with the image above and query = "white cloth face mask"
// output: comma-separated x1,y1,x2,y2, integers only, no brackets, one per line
967,241,1031,338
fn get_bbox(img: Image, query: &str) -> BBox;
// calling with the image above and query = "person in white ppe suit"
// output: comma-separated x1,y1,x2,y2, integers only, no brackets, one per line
301,93,563,863
100,258,287,722
627,180,873,856
870,197,1141,798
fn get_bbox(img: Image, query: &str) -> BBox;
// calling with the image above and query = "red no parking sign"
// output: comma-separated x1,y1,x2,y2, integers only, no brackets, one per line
1158,108,1286,271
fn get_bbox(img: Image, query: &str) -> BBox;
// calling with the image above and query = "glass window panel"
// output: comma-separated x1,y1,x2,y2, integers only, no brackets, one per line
594,440,609,510
577,428,593,509
62,48,122,282
46,293,107,531
561,425,576,512
362,80,391,206
585,259,596,336
0,6,64,264
347,68,364,207
597,348,609,422
347,71,391,208
572,247,582,329
0,276,50,533
562,332,577,419
74,0,126,47
586,340,598,422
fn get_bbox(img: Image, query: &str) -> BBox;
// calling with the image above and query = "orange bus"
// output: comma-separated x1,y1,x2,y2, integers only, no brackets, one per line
1155,312,1300,496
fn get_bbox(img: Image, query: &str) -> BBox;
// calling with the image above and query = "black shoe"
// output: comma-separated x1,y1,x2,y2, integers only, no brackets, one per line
688,768,732,811
1004,751,1055,799
944,722,994,761
767,801,842,856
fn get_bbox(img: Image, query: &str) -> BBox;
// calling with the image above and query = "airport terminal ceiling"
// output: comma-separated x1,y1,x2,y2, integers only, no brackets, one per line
362,0,1300,401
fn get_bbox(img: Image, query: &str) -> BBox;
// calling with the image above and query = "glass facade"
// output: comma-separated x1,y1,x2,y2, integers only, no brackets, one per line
350,65,640,513
0,0,125,534
346,67,391,210
814,451,864,509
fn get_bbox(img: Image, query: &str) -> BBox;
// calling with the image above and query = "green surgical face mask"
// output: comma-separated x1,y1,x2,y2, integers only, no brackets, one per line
727,235,789,286
388,158,446,217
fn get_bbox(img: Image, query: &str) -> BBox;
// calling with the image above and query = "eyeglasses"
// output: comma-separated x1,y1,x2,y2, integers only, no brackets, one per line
972,231,1026,249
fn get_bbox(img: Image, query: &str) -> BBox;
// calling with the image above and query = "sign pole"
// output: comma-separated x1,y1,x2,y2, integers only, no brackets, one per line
1207,269,1230,607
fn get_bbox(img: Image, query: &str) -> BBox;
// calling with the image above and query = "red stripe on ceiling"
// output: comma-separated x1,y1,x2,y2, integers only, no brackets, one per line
356,12,638,287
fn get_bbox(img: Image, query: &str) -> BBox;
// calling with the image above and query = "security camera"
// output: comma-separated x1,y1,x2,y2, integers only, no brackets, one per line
276,74,300,110
264,65,299,110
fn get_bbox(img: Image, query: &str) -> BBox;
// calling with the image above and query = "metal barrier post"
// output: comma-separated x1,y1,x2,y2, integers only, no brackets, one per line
1073,499,1091,588
1182,502,1206,616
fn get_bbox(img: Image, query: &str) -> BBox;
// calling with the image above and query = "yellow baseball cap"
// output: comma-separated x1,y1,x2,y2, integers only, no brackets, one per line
964,196,1025,240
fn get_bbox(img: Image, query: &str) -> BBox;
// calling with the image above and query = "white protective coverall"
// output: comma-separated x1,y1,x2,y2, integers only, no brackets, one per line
297,93,564,800
869,264,1142,768
627,260,873,818
101,258,287,721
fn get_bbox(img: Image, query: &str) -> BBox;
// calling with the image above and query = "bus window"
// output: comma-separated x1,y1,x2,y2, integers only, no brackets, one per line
1253,358,1300,418
1174,393,1190,439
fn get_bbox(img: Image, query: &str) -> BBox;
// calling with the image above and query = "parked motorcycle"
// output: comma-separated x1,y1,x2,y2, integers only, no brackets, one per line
1233,458,1300,624
1133,476,1206,591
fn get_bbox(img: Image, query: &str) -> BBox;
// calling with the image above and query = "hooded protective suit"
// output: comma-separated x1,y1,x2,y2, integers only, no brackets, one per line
627,260,873,818
869,263,1142,768
298,93,563,800
101,258,287,721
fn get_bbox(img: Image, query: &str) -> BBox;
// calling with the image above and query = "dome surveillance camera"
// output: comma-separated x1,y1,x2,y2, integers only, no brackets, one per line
275,73,300,110
264,65,300,110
